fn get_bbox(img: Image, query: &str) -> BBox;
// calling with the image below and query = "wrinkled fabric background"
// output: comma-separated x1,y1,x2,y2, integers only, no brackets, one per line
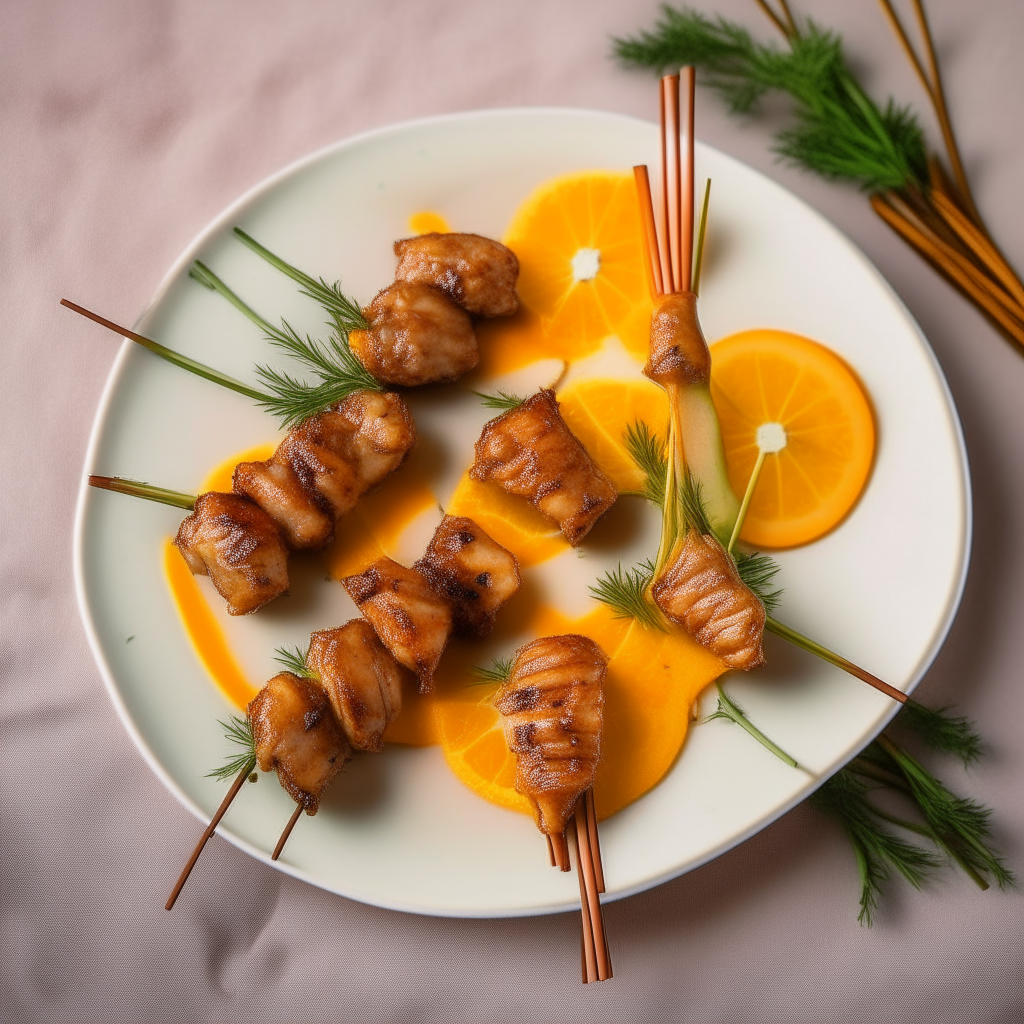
2,1,1022,1021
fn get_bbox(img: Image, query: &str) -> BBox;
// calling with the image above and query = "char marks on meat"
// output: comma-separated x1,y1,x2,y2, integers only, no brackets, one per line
175,491,289,615
470,389,617,545
393,232,520,317
248,672,351,813
494,634,606,839
652,529,766,670
307,619,405,753
415,514,521,637
341,557,453,694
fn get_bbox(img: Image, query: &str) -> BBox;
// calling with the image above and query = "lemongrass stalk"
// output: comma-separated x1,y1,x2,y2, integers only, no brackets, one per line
765,616,907,704
60,299,266,404
88,475,195,511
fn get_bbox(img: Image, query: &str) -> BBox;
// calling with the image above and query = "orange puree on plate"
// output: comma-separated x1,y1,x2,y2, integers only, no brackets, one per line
434,603,724,822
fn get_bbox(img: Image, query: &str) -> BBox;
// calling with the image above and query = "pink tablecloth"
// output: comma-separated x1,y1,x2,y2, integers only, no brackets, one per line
2,1,1021,1020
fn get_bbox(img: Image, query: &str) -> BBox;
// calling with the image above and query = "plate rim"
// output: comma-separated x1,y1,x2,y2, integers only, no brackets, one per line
72,105,973,918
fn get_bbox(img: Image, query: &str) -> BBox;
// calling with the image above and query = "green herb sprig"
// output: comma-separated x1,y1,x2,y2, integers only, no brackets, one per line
273,645,318,680
472,389,527,411
206,716,257,783
589,560,664,632
615,2,1024,353
190,260,380,429
473,656,514,685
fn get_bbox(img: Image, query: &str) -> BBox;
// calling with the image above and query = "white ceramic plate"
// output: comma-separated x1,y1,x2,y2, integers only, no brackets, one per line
73,109,970,918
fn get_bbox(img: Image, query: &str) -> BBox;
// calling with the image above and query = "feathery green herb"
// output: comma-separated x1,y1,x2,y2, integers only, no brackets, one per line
615,8,927,192
811,765,939,925
706,682,800,768
190,260,380,428
206,716,258,783
233,228,369,335
733,550,783,612
623,420,668,505
273,645,318,680
473,389,527,411
473,656,514,686
589,560,664,631
895,700,984,767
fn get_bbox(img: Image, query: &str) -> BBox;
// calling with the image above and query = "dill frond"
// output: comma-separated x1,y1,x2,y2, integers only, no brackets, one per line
733,550,783,612
191,259,380,429
874,737,1014,890
233,228,369,335
811,766,939,926
206,716,258,783
589,560,664,632
679,469,712,536
623,420,667,506
473,656,514,685
472,389,526,411
614,9,928,192
896,700,984,767
273,645,318,680
705,682,799,768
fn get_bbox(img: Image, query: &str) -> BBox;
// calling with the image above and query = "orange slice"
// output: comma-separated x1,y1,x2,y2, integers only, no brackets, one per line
434,604,724,823
710,329,876,549
556,377,670,493
495,170,652,370
447,471,568,567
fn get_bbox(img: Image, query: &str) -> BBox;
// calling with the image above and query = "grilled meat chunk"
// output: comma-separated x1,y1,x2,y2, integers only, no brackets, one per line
232,457,333,551
268,390,415,523
414,514,521,638
307,619,405,753
351,281,477,387
652,529,765,671
341,557,453,693
470,389,617,545
175,492,289,615
494,635,607,839
248,672,351,813
393,232,519,317
644,291,711,388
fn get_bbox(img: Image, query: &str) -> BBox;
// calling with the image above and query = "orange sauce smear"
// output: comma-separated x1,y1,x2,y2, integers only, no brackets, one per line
163,446,441,745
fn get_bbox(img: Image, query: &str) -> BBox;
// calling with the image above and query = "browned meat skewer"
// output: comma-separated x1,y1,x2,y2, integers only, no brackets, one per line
494,634,607,865
414,514,522,638
393,232,520,317
652,529,766,670
233,390,415,549
350,281,478,387
307,619,406,753
471,389,617,546
248,671,352,814
341,557,453,694
175,491,290,615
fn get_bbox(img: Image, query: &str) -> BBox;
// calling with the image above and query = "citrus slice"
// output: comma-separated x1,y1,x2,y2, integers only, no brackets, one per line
500,170,653,367
447,471,568,567
556,377,670,493
709,329,876,549
434,604,724,823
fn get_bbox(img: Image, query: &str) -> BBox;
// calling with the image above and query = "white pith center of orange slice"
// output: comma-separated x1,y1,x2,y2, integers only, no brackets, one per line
571,247,601,282
756,421,787,453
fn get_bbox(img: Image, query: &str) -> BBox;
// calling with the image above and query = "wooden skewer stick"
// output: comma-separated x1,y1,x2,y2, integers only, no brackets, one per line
633,165,664,299
545,834,556,867
550,830,571,872
272,803,304,861
658,80,674,291
572,820,599,983
574,801,611,981
680,66,696,293
663,73,682,292
166,761,252,910
584,788,605,894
